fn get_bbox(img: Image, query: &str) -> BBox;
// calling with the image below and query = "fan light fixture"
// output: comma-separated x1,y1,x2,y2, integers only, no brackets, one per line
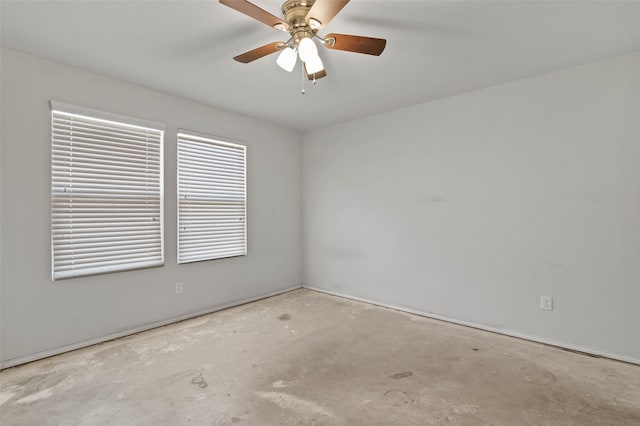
276,37,325,75
305,54,324,74
276,46,297,72
298,37,318,63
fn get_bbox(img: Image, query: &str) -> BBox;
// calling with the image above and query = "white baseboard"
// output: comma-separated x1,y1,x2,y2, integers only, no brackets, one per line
304,285,640,366
0,285,302,369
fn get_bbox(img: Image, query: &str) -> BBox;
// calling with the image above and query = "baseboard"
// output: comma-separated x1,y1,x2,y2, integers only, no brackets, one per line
0,285,303,370
304,285,640,366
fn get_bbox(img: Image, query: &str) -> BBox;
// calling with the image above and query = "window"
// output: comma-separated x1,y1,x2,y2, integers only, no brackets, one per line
51,102,164,279
177,130,246,264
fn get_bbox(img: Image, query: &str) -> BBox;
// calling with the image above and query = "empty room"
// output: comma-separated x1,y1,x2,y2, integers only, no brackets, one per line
1,0,639,424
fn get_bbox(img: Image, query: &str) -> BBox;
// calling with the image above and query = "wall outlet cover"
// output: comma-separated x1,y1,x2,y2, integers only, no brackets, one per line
540,296,553,311
176,282,184,294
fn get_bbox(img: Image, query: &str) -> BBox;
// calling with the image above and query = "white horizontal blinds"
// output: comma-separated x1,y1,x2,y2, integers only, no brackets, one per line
177,131,246,264
51,105,164,279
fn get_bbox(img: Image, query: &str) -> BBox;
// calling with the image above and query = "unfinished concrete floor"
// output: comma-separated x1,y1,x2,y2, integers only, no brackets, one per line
1,289,639,425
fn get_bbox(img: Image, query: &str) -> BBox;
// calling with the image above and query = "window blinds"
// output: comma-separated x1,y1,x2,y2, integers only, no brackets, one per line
51,102,164,280
177,131,246,264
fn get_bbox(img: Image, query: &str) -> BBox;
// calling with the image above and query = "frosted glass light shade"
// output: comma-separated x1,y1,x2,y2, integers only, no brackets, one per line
276,47,297,72
305,54,324,74
298,37,318,63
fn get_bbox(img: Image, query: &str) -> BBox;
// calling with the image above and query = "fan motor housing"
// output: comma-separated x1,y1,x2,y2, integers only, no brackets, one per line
281,0,317,45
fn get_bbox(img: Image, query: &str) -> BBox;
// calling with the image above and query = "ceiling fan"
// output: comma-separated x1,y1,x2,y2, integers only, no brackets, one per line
219,0,387,81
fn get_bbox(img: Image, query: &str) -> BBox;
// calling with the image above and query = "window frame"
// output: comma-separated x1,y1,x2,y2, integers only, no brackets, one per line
50,101,165,280
176,129,247,264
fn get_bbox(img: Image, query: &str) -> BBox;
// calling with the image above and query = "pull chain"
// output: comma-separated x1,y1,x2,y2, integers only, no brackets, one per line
300,63,306,95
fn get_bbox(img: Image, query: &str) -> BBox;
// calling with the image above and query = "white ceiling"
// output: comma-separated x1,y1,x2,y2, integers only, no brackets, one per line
2,0,640,131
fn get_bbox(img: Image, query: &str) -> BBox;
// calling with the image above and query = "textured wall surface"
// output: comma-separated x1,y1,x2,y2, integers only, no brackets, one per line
303,53,640,362
0,48,303,364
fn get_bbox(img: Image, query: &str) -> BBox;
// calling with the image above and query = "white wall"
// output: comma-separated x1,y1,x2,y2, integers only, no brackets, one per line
303,52,640,362
0,48,302,365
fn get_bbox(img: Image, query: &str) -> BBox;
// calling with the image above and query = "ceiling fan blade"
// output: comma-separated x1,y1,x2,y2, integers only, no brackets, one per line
306,0,350,29
220,0,289,31
323,33,386,56
304,64,327,80
233,42,284,63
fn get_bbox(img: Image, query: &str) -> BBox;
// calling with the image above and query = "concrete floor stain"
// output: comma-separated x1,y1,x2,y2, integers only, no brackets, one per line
390,371,413,380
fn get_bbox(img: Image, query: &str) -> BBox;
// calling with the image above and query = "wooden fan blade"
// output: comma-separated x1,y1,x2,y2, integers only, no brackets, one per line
233,42,284,63
220,0,289,31
304,64,327,80
306,0,349,29
323,33,386,56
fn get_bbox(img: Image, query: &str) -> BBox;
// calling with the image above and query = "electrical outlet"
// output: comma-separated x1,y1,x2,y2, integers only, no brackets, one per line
331,264,339,274
540,296,553,311
176,282,184,294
